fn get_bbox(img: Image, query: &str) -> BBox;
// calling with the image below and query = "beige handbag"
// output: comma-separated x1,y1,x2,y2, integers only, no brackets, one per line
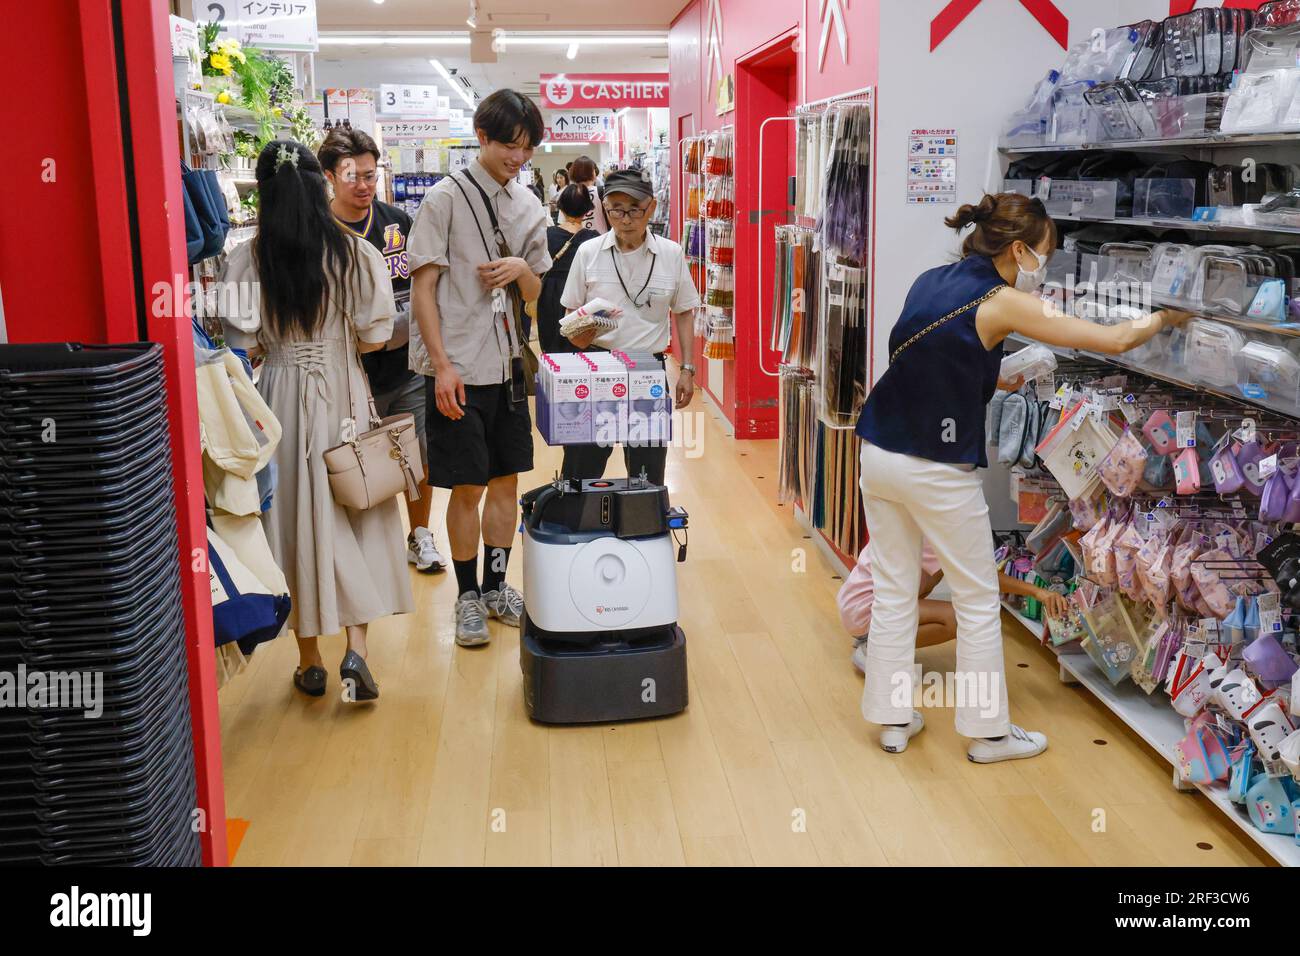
323,316,425,511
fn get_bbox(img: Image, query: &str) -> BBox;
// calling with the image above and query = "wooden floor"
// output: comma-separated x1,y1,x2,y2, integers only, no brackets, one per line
218,396,1273,867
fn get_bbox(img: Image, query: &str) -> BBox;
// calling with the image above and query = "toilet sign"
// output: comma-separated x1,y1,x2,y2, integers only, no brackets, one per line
545,112,611,143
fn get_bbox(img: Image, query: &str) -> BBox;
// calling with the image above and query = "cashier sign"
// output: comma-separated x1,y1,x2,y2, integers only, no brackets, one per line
540,74,670,110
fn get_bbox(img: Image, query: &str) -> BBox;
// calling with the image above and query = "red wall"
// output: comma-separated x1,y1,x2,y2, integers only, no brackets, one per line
670,0,880,437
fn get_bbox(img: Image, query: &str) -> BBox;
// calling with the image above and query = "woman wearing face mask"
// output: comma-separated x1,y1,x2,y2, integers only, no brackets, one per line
854,191,1191,762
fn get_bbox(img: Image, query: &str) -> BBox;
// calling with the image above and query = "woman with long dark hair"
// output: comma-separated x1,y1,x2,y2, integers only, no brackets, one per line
854,192,1191,761
219,140,413,703
536,185,600,353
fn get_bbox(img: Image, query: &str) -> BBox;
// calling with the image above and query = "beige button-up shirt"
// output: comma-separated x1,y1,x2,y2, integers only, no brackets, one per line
407,160,552,385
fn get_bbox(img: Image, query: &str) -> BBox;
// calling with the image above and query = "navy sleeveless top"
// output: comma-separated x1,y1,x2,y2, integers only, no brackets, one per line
855,255,1007,468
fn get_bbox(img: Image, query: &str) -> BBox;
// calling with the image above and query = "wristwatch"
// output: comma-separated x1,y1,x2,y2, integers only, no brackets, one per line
680,363,697,374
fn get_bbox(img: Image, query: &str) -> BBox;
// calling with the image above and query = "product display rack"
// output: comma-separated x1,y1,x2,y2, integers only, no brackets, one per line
997,46,1300,862
1002,599,1300,867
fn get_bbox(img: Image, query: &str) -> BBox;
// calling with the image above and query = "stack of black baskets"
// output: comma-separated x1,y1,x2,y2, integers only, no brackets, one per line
0,342,200,865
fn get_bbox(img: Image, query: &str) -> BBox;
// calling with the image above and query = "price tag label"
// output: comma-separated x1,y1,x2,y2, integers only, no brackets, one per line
1258,591,1283,634
1177,410,1197,448
1259,454,1279,480
1036,373,1056,402
1088,403,1106,426
1256,532,1275,554
1120,394,1140,423
1238,418,1257,443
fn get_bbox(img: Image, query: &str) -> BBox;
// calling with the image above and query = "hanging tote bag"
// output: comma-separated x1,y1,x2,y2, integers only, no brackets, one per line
323,314,424,511
207,526,291,649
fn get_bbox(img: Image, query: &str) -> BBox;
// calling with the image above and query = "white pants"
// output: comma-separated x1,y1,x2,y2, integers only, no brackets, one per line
858,442,1010,738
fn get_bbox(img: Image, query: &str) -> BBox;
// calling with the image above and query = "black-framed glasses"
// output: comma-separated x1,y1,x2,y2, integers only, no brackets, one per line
604,204,651,221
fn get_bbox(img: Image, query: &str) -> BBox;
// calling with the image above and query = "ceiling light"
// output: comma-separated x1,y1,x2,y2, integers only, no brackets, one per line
566,41,578,60
319,34,470,46
430,58,476,109
493,34,669,47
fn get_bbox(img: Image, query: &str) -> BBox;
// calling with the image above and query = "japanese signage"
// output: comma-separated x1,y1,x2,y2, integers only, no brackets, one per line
379,84,449,117
544,112,611,143
539,73,669,110
906,128,957,204
206,0,318,52
169,15,200,60
379,119,449,141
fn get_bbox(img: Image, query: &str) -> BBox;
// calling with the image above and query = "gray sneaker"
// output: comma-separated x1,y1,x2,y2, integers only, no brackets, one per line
455,591,491,646
482,583,524,628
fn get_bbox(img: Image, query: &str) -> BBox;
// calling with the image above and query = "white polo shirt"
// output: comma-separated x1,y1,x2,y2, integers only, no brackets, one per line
560,229,700,354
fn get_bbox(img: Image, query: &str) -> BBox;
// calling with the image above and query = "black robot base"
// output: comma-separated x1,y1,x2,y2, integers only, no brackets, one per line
519,614,688,724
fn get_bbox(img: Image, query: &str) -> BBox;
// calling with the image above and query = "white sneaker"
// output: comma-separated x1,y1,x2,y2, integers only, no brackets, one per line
967,724,1048,764
482,582,524,628
407,527,445,574
454,591,491,647
851,636,868,675
880,711,924,754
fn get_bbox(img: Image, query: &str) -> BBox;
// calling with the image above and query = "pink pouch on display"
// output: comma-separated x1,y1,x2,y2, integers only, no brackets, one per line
1175,713,1232,784
1091,516,1125,586
1069,492,1106,532
1142,410,1178,455
1079,512,1111,578
1098,428,1148,498
1138,533,1171,607
1173,447,1202,495
1170,530,1200,609
1115,520,1146,602
1191,549,1237,619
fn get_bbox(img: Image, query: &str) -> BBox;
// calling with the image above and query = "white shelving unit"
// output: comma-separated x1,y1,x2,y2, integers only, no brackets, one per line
1001,601,1299,866
1001,129,1300,156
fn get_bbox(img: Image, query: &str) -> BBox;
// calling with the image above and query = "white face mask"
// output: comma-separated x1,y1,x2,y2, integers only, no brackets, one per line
1015,246,1049,292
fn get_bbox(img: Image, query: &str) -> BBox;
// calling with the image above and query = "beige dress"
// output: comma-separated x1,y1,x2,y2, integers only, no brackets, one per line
219,236,414,637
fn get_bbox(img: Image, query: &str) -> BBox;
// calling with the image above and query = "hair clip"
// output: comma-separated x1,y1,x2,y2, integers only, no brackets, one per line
275,144,299,171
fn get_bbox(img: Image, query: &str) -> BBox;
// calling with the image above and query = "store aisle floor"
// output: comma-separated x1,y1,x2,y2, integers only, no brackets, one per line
217,398,1273,867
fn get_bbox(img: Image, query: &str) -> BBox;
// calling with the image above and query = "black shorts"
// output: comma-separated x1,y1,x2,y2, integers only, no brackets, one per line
424,378,534,488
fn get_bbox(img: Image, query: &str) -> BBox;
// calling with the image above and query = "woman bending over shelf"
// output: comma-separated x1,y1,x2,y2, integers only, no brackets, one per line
854,191,1191,763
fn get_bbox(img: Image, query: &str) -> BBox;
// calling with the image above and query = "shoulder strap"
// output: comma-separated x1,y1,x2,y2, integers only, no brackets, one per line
449,174,497,263
553,234,578,263
889,284,1007,365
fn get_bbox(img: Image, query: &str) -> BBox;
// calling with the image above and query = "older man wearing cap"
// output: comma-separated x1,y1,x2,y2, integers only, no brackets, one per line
559,167,701,487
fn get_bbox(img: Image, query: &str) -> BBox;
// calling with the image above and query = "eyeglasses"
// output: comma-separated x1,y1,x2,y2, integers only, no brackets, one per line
604,205,651,222
341,172,379,186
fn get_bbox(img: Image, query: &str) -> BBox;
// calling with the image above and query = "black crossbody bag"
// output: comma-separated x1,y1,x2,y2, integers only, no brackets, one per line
450,172,538,401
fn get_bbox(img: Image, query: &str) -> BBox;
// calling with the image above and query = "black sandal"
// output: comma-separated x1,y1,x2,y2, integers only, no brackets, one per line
293,665,327,697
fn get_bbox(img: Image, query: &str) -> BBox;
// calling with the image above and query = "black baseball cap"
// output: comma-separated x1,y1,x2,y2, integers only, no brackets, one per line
603,168,655,203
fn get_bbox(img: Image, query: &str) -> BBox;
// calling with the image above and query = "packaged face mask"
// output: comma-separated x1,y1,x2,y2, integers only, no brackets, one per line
1190,549,1235,617
1098,428,1148,497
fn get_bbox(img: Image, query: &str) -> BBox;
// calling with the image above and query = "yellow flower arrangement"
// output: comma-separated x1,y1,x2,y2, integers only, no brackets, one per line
209,52,233,74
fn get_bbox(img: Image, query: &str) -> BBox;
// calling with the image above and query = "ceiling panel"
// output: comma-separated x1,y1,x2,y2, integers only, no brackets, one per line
316,0,692,30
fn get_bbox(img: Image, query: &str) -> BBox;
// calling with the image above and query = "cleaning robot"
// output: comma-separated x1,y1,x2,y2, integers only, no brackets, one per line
520,473,689,723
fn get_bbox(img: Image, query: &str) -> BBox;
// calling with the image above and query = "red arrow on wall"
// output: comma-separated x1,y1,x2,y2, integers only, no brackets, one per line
931,0,1069,52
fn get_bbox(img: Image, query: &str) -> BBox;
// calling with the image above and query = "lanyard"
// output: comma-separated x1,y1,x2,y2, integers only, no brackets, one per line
610,244,657,309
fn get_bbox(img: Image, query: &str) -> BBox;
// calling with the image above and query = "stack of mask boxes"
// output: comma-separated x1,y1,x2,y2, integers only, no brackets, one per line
535,351,672,447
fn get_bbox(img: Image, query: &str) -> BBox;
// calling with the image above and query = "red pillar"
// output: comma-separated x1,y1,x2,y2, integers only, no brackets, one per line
1,0,227,865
